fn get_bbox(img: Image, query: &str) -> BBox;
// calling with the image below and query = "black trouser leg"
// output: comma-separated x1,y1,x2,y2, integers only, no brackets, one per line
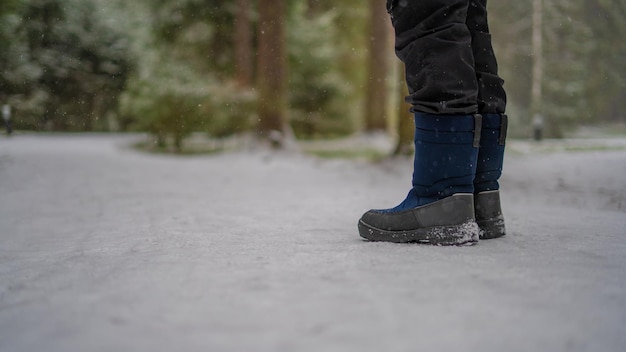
466,0,506,114
387,0,478,114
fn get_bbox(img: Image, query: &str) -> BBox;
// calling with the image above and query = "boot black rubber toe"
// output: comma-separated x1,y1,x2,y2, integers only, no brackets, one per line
358,194,480,245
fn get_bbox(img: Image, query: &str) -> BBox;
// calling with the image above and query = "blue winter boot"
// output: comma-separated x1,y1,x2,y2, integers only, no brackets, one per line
474,113,507,239
358,113,482,245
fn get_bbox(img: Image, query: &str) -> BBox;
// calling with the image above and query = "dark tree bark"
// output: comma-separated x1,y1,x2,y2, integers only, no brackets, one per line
394,63,414,156
234,0,253,88
364,0,390,132
256,0,288,146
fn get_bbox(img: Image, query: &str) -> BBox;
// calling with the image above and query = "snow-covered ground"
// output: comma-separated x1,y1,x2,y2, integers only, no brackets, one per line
1,133,625,352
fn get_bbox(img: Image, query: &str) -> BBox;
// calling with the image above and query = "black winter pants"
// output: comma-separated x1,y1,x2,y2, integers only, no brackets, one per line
387,0,506,115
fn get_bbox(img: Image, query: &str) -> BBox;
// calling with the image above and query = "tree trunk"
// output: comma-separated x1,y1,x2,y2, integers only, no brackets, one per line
393,63,414,156
530,0,543,138
234,0,253,88
531,0,543,110
364,0,390,132
256,0,288,146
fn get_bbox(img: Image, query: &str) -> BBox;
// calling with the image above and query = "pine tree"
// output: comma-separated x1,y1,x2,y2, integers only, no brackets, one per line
542,0,593,136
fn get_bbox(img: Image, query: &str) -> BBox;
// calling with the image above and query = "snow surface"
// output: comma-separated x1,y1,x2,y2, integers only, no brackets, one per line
1,134,625,352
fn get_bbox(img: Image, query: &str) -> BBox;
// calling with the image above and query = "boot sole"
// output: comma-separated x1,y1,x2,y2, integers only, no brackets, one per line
358,219,480,246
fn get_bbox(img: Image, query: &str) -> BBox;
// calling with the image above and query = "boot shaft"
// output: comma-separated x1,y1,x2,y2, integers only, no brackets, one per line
474,113,507,193
409,113,482,205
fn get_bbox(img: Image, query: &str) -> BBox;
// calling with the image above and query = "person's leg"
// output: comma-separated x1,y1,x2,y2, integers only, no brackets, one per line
467,0,507,238
466,0,506,115
359,0,481,245
389,0,478,114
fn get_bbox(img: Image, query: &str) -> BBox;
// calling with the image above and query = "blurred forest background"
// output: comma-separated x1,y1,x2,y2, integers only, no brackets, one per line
1,0,625,151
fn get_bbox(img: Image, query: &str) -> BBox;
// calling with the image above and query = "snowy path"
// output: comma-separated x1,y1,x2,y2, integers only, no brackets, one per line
1,134,625,352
